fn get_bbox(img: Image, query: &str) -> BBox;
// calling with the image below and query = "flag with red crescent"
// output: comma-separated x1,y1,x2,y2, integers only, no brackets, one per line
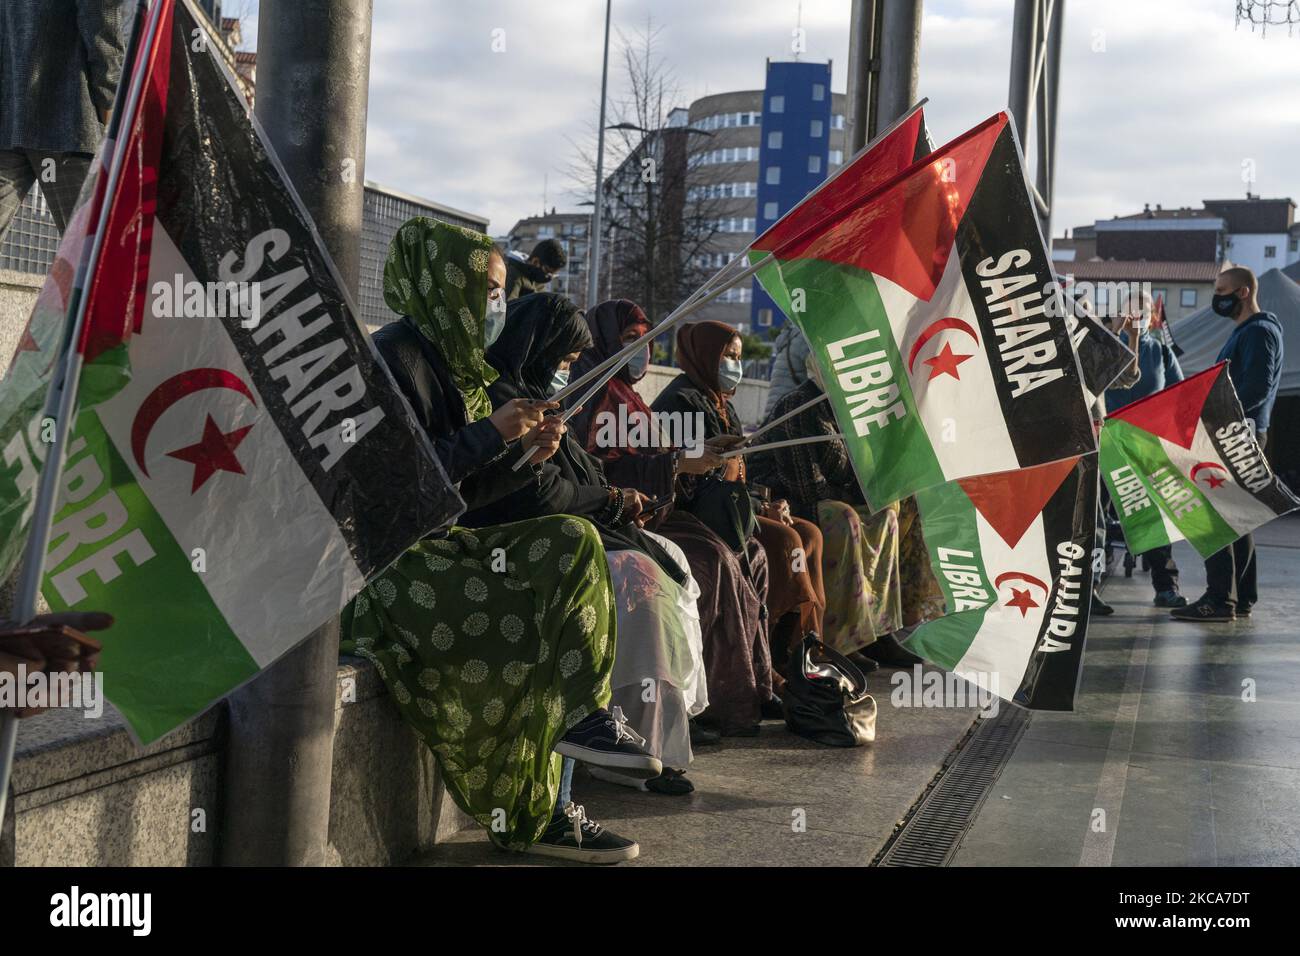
1100,363,1298,558
751,112,1095,509
905,454,1098,711
16,0,463,743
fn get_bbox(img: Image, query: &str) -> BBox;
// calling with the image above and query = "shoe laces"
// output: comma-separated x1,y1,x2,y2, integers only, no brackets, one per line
607,705,647,749
561,802,603,845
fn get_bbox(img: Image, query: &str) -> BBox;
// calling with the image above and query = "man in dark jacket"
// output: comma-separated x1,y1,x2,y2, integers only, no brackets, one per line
504,238,567,301
1106,309,1186,607
1173,266,1285,622
0,1,131,242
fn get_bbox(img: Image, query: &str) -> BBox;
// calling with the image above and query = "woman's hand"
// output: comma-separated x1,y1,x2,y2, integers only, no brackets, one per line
676,447,726,475
621,489,649,525
490,398,555,442
520,415,565,463
762,499,793,526
1,612,111,716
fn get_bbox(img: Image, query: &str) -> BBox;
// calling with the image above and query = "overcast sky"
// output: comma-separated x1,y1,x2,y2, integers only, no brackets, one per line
237,0,1300,237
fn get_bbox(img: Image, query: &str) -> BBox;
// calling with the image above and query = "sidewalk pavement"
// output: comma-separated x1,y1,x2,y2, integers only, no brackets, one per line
953,515,1300,866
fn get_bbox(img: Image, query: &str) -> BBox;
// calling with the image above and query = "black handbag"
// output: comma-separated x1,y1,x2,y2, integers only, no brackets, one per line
783,634,877,747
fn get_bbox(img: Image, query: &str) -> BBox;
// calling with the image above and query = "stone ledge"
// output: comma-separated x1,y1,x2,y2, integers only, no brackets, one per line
4,655,473,866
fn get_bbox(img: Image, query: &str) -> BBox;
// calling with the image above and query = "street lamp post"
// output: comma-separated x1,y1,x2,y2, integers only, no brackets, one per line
587,0,613,311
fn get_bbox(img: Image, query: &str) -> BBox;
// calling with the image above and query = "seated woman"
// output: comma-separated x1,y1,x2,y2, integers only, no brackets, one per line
651,321,824,710
463,292,707,796
345,218,657,863
747,360,934,669
569,300,770,741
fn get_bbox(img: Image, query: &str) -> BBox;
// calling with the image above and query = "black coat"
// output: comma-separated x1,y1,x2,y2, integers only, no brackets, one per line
462,299,686,584
370,316,536,513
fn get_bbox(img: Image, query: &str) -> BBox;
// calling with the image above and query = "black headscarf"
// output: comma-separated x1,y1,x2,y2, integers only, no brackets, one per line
489,292,593,398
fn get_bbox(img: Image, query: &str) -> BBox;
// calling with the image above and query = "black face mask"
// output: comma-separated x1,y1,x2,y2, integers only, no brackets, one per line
1211,290,1242,318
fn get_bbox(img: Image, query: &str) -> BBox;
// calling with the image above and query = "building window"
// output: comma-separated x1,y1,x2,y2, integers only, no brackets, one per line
764,201,779,220
1264,245,1277,259
831,113,845,129
770,95,785,113
808,155,822,174
829,149,844,165
1180,288,1197,308
758,308,774,326
1096,285,1109,309
1152,287,1167,306
768,131,783,149
812,83,825,102
766,166,781,185
1289,237,1298,252
810,119,823,138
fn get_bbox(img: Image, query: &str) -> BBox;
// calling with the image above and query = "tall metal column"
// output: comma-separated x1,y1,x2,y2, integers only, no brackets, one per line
1007,0,1065,241
219,0,373,866
875,0,923,129
845,0,879,154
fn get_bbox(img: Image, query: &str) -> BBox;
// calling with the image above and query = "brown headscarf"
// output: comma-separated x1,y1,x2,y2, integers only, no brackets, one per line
676,320,741,411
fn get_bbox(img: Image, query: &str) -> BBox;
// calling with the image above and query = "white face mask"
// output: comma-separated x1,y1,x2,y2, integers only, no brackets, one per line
717,357,744,392
626,345,650,381
484,289,507,346
549,367,570,395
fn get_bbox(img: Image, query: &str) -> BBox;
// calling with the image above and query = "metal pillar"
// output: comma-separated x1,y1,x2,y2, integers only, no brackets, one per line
845,0,880,153
875,0,923,129
1008,0,1064,241
587,0,612,311
219,0,373,866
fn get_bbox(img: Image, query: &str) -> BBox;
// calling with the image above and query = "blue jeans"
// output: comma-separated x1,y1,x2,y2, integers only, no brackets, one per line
553,757,574,816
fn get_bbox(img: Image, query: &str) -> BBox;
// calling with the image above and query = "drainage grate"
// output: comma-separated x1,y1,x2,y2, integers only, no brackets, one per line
874,703,1031,866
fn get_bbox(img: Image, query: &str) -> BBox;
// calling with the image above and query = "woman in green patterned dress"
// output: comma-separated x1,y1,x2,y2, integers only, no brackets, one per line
343,218,659,863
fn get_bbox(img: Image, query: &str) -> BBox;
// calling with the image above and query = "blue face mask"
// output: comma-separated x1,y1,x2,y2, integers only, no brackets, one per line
549,367,570,395
484,290,507,346
718,357,744,392
626,345,650,381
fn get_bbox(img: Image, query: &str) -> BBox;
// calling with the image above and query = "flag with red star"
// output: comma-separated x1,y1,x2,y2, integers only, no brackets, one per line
1100,363,1298,558
14,0,463,743
905,454,1098,711
751,112,1095,509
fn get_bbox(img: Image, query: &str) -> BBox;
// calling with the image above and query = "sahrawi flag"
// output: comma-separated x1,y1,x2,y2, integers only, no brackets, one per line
905,455,1098,711
1100,363,1298,558
8,0,462,743
752,112,1095,508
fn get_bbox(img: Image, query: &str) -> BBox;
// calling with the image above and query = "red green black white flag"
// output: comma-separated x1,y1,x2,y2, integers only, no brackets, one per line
907,454,1098,711
1101,363,1298,558
752,113,1095,508
1,0,463,742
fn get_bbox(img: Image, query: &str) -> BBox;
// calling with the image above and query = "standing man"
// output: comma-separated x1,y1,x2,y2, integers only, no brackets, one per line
504,238,567,301
763,322,811,418
1173,266,1285,622
0,0,130,245
1106,296,1186,607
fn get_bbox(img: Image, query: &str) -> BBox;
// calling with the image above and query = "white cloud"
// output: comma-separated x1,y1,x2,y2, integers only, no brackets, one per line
240,0,1299,240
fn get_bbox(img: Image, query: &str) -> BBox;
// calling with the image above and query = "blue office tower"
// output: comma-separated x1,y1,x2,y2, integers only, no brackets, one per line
751,60,834,332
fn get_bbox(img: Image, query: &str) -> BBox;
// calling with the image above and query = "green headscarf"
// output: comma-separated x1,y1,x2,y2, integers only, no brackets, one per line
383,216,498,422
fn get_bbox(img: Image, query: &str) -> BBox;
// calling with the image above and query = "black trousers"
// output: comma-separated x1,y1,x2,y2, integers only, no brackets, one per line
1143,544,1179,592
1205,535,1257,609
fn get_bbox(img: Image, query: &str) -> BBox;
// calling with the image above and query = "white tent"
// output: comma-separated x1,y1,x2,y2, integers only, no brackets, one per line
1168,266,1300,397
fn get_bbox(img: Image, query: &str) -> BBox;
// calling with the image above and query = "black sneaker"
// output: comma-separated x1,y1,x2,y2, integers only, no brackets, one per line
862,633,925,667
555,706,662,778
1154,589,1188,608
1090,591,1115,616
523,802,639,864
689,719,722,746
1237,604,1253,617
1170,595,1235,622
